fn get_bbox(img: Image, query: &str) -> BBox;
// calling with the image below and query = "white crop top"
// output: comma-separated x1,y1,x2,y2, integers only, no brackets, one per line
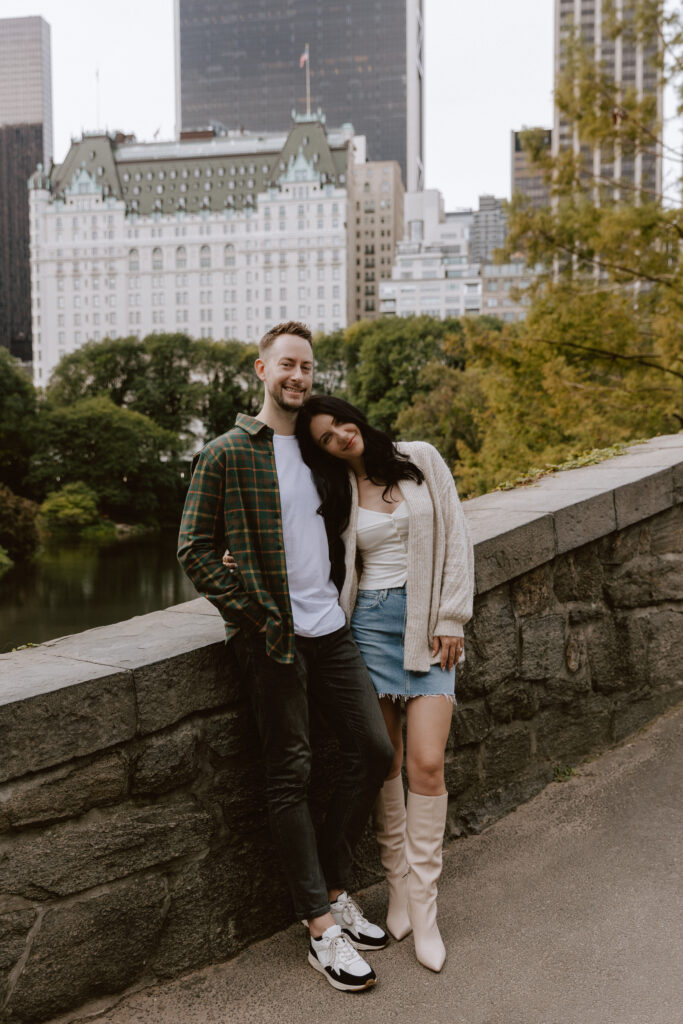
356,501,410,590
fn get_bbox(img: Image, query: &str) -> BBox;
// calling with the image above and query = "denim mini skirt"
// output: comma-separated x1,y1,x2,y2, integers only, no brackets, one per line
350,585,455,701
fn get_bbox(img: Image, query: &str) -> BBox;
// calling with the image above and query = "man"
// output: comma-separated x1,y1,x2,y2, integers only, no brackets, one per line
178,321,394,992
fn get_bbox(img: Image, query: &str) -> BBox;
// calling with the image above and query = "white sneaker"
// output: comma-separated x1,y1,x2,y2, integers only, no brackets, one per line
308,924,377,991
330,891,388,950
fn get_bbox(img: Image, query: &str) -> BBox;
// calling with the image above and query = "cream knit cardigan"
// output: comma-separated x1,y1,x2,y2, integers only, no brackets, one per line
339,441,474,673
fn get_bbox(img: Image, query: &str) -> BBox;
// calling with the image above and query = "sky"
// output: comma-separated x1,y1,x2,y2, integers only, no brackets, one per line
0,0,677,209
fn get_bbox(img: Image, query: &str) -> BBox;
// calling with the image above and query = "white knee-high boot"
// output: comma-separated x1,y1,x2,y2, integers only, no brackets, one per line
374,774,412,940
405,790,448,972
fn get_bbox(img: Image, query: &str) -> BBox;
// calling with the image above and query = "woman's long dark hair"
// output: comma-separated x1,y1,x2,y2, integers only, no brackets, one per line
296,394,425,548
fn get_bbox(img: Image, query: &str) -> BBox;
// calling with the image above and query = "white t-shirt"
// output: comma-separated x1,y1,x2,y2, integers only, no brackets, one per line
273,433,345,638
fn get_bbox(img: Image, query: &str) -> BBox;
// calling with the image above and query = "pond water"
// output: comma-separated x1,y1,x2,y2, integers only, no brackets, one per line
0,534,198,654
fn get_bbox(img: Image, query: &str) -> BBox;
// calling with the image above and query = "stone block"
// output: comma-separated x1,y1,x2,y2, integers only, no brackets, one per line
450,701,491,746
203,706,257,760
7,876,167,1023
0,801,214,901
612,611,650,691
553,547,604,604
461,587,517,698
611,684,683,742
134,643,238,734
480,723,532,790
541,670,592,707
553,491,617,554
597,521,650,566
151,845,290,979
613,466,674,529
132,724,200,796
487,677,538,721
649,505,683,556
444,746,480,795
673,461,683,503
647,608,683,689
0,909,35,972
534,696,612,763
467,509,556,593
511,564,555,617
0,753,126,833
0,664,136,785
581,614,629,694
520,615,566,680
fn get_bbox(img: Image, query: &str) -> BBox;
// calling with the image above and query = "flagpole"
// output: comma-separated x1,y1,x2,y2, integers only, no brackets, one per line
305,43,310,116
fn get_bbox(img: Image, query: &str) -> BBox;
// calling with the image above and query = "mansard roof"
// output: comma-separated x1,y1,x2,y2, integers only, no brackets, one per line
45,119,354,215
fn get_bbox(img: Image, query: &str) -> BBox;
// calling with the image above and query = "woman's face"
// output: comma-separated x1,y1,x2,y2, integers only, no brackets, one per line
309,414,365,462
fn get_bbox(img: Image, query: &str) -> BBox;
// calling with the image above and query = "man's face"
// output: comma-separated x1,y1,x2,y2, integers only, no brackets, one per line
257,334,314,412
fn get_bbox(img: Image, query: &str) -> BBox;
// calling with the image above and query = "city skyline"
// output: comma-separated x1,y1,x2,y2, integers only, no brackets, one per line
0,0,555,210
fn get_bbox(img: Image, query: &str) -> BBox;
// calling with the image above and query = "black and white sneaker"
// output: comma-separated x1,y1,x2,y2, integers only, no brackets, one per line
308,924,377,992
330,891,388,950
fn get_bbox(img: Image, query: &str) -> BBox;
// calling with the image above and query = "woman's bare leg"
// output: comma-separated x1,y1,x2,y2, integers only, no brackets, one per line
405,696,453,795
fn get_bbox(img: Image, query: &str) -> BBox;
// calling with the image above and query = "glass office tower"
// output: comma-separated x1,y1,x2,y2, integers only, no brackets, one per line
175,0,423,189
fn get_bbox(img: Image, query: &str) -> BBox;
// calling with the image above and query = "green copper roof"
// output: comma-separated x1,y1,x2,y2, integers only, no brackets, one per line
46,120,352,216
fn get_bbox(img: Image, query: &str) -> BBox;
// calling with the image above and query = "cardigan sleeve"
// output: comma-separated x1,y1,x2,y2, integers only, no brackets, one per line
428,447,474,638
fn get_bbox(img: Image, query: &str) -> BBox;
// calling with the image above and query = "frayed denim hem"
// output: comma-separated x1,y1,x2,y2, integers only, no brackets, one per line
376,693,457,705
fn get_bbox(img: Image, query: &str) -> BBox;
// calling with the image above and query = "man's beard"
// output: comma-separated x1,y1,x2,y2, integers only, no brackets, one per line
269,382,306,412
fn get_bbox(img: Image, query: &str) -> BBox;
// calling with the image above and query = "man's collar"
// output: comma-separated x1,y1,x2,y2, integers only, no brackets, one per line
235,413,272,436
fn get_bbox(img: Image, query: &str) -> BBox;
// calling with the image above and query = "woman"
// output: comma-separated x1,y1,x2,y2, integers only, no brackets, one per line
295,394,474,973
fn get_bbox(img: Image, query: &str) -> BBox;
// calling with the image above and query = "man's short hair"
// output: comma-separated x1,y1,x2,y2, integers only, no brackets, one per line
258,321,313,358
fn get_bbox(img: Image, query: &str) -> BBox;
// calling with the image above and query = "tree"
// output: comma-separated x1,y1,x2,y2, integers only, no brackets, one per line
46,336,146,409
46,333,199,438
38,482,101,535
341,316,464,435
0,483,39,561
134,333,198,436
27,397,182,524
192,339,260,441
0,347,37,494
505,0,683,434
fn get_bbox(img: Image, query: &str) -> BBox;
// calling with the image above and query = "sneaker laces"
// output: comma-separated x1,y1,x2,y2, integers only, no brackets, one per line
329,933,362,968
338,895,370,930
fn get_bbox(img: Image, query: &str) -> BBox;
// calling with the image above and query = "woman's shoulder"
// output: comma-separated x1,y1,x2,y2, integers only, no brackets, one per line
396,439,443,466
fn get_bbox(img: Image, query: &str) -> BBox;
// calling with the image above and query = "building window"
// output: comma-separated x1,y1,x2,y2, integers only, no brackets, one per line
175,245,187,269
152,247,163,270
200,245,211,268
128,248,139,272
224,244,235,267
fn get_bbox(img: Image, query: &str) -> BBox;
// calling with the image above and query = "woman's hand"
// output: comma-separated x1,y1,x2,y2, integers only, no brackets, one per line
432,635,464,671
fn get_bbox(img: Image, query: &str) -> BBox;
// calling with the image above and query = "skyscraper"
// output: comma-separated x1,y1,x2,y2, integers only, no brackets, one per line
553,0,662,198
511,129,552,209
174,0,424,190
0,16,53,361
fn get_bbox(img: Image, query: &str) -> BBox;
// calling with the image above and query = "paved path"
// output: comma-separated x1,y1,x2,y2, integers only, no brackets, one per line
73,705,683,1024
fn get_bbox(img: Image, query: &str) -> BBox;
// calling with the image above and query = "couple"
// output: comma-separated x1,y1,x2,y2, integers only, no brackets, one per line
178,321,474,991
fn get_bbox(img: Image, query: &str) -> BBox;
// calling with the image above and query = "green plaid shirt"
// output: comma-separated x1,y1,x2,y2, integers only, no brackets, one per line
177,414,295,663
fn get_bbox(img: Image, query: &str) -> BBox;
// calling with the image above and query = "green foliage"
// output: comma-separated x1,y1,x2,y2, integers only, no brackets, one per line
0,545,14,578
27,397,182,524
46,333,263,442
38,482,101,535
491,439,647,492
192,339,260,441
341,316,464,435
0,483,39,561
0,347,38,494
46,336,146,409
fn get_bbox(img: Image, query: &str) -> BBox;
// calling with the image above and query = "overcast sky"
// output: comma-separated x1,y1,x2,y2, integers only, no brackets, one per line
1,1,677,208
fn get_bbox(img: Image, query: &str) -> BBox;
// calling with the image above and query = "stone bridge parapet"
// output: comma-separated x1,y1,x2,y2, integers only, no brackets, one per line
1,434,682,1023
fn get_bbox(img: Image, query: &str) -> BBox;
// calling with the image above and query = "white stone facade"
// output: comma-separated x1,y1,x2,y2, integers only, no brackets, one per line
29,127,355,386
379,190,481,319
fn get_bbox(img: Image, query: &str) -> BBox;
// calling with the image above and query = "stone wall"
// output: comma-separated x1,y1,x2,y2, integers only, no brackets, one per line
1,435,681,1023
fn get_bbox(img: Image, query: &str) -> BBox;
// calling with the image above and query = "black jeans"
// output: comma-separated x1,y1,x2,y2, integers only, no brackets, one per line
232,624,394,921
